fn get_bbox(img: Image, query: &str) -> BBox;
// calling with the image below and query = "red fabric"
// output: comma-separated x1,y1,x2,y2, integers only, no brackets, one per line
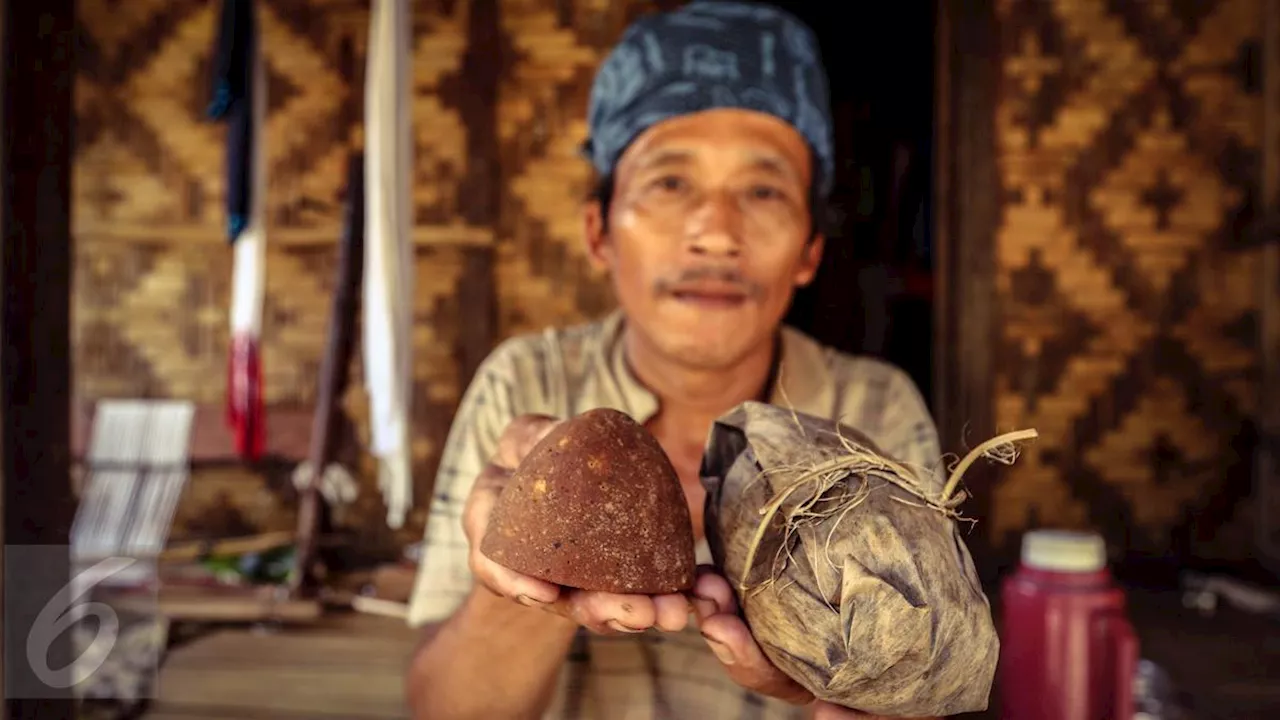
226,333,265,461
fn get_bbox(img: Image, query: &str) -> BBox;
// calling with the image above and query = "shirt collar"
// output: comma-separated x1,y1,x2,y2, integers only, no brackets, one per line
602,309,834,422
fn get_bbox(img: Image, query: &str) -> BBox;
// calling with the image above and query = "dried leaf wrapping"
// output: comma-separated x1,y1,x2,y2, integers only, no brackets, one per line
700,401,1001,717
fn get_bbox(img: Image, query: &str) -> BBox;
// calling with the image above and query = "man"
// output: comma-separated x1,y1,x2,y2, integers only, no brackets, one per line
404,2,944,718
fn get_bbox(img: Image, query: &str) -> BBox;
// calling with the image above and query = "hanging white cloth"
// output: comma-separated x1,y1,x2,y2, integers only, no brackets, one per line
364,0,414,529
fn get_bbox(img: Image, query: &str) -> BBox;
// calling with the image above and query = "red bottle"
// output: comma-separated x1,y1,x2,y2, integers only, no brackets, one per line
999,530,1139,720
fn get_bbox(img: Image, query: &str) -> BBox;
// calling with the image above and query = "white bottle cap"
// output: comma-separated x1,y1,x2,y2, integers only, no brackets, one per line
1021,530,1106,572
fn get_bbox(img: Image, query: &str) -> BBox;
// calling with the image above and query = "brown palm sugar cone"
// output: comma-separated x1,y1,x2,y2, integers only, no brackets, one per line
480,408,696,594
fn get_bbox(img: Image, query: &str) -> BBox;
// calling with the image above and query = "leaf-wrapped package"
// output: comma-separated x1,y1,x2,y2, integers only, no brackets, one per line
701,401,1034,717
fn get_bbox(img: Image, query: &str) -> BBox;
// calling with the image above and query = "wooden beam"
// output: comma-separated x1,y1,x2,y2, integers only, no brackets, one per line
72,401,314,464
1,0,76,715
72,221,493,249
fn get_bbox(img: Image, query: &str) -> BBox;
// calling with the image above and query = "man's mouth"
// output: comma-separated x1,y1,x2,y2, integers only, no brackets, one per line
669,285,750,308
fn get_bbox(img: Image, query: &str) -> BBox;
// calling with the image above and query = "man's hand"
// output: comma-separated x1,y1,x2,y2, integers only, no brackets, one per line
463,414,693,635
688,565,813,704
691,567,939,720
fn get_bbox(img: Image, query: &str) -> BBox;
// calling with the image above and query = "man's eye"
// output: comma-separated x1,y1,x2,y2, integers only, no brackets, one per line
749,185,784,201
653,175,687,193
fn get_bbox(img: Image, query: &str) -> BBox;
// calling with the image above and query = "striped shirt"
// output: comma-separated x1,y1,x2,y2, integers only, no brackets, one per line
407,309,943,719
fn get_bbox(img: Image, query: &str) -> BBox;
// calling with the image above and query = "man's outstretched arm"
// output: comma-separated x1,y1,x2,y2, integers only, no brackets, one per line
406,585,577,720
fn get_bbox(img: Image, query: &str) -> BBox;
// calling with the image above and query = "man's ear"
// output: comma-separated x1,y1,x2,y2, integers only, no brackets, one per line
794,233,825,287
583,200,611,273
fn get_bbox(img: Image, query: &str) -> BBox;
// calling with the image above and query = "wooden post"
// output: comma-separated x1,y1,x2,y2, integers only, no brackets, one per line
932,0,1002,578
455,0,501,387
1256,0,1280,575
1,0,76,716
292,152,364,597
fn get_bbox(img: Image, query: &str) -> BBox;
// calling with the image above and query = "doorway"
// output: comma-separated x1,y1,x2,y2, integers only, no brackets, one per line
773,0,939,404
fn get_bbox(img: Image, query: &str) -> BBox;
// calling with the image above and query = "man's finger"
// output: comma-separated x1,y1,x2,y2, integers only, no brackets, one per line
652,593,692,632
699,613,812,705
809,701,894,719
493,414,561,470
692,565,739,616
465,464,561,604
561,591,657,634
689,594,719,621
470,551,561,606
461,463,505,544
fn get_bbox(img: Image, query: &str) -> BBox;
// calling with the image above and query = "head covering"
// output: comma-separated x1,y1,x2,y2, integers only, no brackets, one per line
581,0,834,198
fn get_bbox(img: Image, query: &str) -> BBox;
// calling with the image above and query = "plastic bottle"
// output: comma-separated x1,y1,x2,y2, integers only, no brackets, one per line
999,530,1139,720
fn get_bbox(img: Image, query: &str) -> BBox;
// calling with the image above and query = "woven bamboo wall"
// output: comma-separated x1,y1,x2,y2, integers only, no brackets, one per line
78,0,1266,564
72,0,655,547
987,0,1266,560
495,0,687,336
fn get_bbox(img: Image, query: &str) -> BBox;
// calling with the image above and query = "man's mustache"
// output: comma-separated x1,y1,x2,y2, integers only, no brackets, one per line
654,266,765,299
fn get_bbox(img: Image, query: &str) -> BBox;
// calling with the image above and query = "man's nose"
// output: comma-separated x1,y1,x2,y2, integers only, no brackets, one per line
686,192,742,257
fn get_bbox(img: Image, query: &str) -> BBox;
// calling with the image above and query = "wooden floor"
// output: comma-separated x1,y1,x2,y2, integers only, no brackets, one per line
143,614,419,720
136,588,1280,720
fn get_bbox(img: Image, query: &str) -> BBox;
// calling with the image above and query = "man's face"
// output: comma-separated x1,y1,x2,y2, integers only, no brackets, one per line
584,108,824,371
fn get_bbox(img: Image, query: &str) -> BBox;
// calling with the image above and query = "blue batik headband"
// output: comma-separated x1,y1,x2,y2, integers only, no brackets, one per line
581,0,834,198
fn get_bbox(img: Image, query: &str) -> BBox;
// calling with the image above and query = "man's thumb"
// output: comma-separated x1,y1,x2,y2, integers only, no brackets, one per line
494,414,562,469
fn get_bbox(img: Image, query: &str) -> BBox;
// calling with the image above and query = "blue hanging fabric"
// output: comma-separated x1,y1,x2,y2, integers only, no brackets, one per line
208,0,256,243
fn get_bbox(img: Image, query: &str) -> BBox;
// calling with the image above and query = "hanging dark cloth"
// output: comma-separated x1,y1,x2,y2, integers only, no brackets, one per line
207,0,257,243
